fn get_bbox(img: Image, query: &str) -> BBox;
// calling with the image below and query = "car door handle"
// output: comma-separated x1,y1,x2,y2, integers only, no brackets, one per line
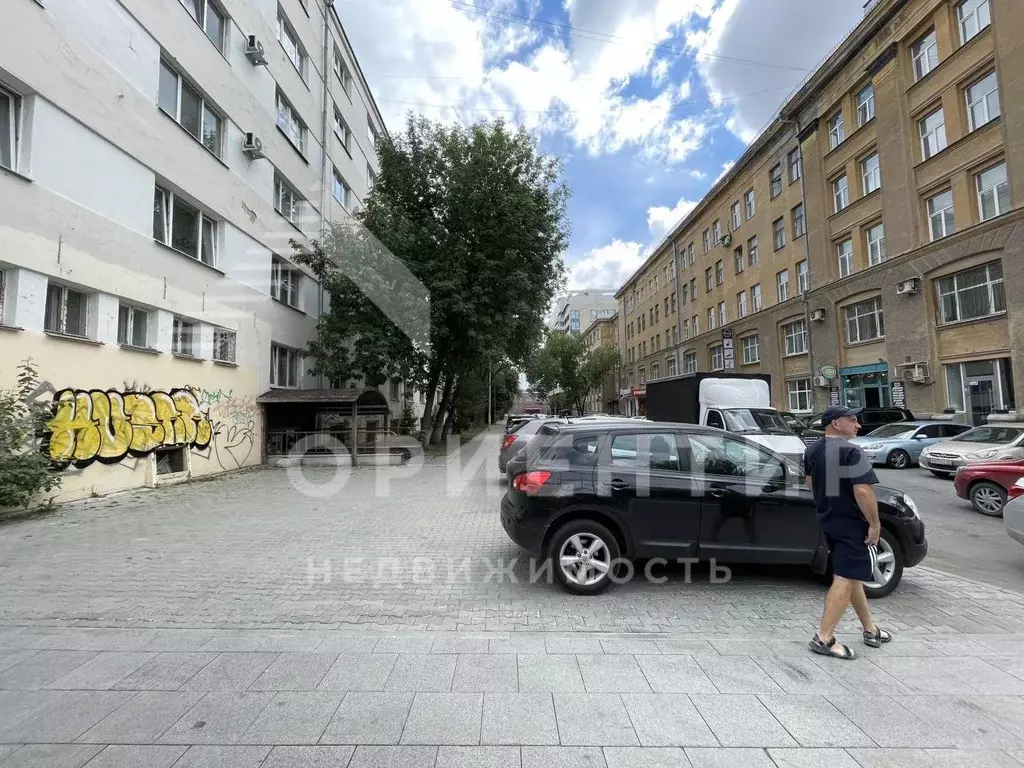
708,485,727,498
610,479,632,491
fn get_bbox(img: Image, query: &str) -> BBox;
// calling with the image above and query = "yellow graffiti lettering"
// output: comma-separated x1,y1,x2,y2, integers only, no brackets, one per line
123,393,164,454
152,392,185,446
47,391,83,463
173,390,213,449
92,391,132,461
71,391,101,463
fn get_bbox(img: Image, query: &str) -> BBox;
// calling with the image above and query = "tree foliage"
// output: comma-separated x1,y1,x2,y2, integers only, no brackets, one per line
527,333,619,417
295,114,569,442
0,361,62,509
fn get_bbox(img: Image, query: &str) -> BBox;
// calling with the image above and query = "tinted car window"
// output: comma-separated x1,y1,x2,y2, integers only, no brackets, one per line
610,433,681,471
917,424,943,438
869,423,918,438
537,434,601,466
686,434,785,483
706,411,725,429
941,424,970,437
952,426,1024,444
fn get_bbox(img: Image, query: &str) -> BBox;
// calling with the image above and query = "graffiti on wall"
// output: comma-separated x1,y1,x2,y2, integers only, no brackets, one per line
195,388,258,470
45,388,214,467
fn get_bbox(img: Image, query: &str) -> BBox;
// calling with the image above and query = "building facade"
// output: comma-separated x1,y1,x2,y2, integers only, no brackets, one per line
0,0,386,501
552,290,618,334
617,0,1022,426
582,314,619,414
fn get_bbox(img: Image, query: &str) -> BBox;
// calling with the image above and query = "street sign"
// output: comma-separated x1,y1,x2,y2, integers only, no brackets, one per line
722,328,734,340
829,387,841,406
820,364,837,379
722,328,735,369
891,381,906,408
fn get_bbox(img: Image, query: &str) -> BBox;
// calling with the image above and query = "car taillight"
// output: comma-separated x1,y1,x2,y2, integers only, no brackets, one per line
1010,478,1024,500
502,434,517,452
513,471,551,494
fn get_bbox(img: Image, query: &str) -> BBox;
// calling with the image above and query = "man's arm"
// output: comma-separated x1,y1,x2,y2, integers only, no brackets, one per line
853,483,881,545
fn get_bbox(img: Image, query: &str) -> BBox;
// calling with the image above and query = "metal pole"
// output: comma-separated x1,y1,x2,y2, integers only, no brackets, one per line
487,358,492,425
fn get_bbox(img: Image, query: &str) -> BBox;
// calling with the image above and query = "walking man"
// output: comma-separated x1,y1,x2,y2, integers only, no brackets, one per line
804,405,892,660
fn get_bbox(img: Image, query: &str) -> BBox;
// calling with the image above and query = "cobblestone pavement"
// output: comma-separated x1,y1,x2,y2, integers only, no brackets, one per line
1,430,1024,766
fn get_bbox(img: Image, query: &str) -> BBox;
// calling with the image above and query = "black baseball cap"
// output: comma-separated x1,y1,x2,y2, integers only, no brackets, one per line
820,405,863,428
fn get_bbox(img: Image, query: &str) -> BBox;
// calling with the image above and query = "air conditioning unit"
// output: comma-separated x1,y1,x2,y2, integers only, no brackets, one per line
720,233,732,247
896,278,920,295
244,35,269,66
901,362,931,383
810,307,826,322
813,376,830,387
242,132,265,159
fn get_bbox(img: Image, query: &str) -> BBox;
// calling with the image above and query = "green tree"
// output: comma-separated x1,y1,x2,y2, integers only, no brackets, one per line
527,333,619,417
0,361,62,509
296,114,568,444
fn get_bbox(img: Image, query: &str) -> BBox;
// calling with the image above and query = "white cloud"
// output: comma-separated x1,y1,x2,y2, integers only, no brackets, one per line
714,160,735,183
647,197,698,240
694,0,865,143
688,169,708,180
567,239,647,290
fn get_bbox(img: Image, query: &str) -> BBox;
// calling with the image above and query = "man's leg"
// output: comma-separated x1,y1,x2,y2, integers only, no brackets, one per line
816,575,854,642
849,581,876,634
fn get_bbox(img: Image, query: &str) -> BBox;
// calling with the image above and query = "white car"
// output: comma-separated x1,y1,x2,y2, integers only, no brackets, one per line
919,423,1024,478
1005,483,1024,546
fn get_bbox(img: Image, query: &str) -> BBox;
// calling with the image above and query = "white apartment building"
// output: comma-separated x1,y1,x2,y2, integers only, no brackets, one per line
0,0,386,501
551,290,618,335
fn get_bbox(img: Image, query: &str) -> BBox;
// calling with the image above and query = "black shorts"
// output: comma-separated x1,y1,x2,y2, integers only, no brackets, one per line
826,533,872,582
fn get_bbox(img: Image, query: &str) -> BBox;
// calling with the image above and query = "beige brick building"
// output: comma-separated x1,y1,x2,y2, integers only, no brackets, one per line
617,0,1022,426
582,314,619,414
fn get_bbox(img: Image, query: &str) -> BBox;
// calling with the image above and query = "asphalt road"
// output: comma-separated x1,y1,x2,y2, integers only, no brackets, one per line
876,466,1024,592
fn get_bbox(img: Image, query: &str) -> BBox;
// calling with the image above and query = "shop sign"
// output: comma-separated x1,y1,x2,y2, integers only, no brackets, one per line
820,364,838,380
630,387,647,398
891,380,906,408
829,387,841,406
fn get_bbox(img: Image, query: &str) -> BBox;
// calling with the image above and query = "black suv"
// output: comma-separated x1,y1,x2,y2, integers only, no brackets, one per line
800,407,915,443
500,421,927,598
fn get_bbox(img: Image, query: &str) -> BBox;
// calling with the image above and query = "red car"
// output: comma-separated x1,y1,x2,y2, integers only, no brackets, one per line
954,460,1024,517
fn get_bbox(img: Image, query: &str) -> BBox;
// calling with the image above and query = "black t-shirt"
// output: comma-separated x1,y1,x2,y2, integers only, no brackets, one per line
803,437,878,538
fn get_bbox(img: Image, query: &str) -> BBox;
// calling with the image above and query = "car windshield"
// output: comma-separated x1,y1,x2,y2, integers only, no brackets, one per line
868,424,918,438
722,408,795,435
951,426,1024,444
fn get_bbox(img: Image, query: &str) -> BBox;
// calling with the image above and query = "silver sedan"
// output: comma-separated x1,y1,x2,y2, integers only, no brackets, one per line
1006,487,1024,547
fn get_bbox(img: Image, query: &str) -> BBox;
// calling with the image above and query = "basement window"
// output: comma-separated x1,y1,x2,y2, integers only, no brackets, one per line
155,447,187,475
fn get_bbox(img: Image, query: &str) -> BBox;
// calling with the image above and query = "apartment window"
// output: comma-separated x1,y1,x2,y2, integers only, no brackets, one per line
833,175,849,212
367,117,380,148
153,186,217,265
958,0,991,43
274,175,303,224
0,85,18,171
44,284,88,337
333,108,350,152
742,335,759,364
670,292,676,313
776,269,790,302
770,164,783,199
367,164,378,190
333,47,353,94
682,319,690,339
744,189,755,219
861,153,881,195
792,203,806,239
702,229,710,253
751,283,762,311
856,84,875,126
912,29,938,81
977,162,1009,221
117,303,149,348
277,14,306,79
667,357,677,376
681,284,689,304
737,290,748,318
271,344,300,387
271,256,300,308
797,259,809,293
866,223,886,266
651,363,661,380
692,315,700,335
710,345,724,371
158,61,222,156
734,246,744,274
836,238,853,278
919,109,947,159
844,297,885,344
689,278,697,299
936,261,1005,324
0,268,7,324
276,91,306,153
707,307,716,331
772,217,785,250
927,190,956,240
213,327,236,363
684,351,697,374
705,267,713,292
730,202,741,230
787,379,812,412
747,236,758,266
712,221,722,246
827,111,844,149
332,168,350,209
171,316,197,356
718,301,726,327
179,0,225,51
783,320,807,355
715,260,724,286
785,148,802,183
639,367,646,383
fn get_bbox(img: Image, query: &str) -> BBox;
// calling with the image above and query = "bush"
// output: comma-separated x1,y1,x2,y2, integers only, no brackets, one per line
0,361,62,509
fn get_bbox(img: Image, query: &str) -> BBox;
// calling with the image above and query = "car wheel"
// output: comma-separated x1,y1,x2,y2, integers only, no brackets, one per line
970,481,1006,518
886,450,910,470
548,520,621,595
929,470,953,479
863,527,903,599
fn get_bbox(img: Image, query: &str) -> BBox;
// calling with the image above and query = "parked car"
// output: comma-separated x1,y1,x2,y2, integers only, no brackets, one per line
779,411,810,436
919,423,1024,478
953,460,1024,517
505,413,546,433
498,417,568,472
501,421,927,598
851,421,972,469
1005,488,1024,546
800,407,915,443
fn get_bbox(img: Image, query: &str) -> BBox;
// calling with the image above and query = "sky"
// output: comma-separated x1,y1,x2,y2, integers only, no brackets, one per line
340,0,868,295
